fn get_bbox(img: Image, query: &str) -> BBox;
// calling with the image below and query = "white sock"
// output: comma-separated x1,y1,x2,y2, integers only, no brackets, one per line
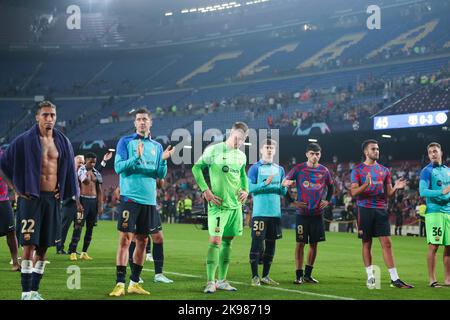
129,280,137,286
33,260,46,275
388,268,399,281
365,265,374,279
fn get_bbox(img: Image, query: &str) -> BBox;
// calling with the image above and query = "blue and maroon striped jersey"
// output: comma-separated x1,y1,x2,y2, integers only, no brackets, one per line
285,162,333,216
351,163,392,209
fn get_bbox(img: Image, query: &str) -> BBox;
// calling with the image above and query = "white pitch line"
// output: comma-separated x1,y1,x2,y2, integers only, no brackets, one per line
0,266,355,300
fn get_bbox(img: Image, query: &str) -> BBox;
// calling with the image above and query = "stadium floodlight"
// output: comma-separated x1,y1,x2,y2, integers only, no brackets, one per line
308,139,318,142
181,9,189,13
164,12,173,16
189,8,197,12
381,134,392,139
246,1,254,5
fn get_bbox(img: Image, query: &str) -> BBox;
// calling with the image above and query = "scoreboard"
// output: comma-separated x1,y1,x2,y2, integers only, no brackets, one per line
373,110,449,130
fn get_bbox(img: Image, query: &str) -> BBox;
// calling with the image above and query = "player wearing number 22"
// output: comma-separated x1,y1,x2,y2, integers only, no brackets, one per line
0,101,80,300
283,143,333,285
192,122,249,294
247,139,287,287
419,142,450,288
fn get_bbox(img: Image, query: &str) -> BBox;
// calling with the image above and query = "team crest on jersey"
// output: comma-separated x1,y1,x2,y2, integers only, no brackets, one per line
303,181,310,188
122,222,128,229
23,233,30,241
151,148,156,156
435,236,440,242
255,231,261,237
215,227,221,233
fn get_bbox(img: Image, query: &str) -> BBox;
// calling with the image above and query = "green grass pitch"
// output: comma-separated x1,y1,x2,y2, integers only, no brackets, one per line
0,221,449,300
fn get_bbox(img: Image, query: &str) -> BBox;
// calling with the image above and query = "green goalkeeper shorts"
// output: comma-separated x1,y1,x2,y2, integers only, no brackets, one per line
425,213,450,245
208,205,243,237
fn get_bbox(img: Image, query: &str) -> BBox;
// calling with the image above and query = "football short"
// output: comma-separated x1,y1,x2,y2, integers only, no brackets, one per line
117,200,162,235
251,216,282,240
76,197,99,228
357,207,390,241
17,192,61,247
207,205,243,237
295,214,325,244
0,200,15,237
425,213,450,246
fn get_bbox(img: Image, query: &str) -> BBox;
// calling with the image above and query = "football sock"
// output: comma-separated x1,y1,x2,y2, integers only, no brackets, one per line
21,260,33,293
153,243,164,274
82,223,94,252
296,269,304,280
218,239,232,281
30,260,45,292
130,263,143,283
249,238,263,278
388,268,399,281
365,265,374,279
305,264,313,278
206,243,220,282
262,240,276,278
116,265,126,284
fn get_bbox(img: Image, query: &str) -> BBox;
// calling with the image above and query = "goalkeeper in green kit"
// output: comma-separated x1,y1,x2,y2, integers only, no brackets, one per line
192,122,249,293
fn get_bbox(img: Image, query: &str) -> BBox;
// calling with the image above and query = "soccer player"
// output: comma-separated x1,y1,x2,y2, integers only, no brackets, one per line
283,143,333,284
56,155,85,255
351,139,413,289
247,139,287,286
57,151,112,255
109,108,174,297
0,101,80,300
68,152,104,261
0,149,20,272
192,122,249,294
418,142,450,287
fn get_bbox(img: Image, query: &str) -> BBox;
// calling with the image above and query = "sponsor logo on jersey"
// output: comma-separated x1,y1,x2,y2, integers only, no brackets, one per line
437,180,442,186
302,180,323,189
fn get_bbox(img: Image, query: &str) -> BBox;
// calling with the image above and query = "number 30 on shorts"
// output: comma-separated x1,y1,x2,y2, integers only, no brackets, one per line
253,220,265,231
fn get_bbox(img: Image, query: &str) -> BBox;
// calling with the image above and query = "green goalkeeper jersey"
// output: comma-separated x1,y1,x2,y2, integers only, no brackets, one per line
192,142,248,210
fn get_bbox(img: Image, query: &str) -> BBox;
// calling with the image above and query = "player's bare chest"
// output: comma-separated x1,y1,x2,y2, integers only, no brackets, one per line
40,138,59,161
